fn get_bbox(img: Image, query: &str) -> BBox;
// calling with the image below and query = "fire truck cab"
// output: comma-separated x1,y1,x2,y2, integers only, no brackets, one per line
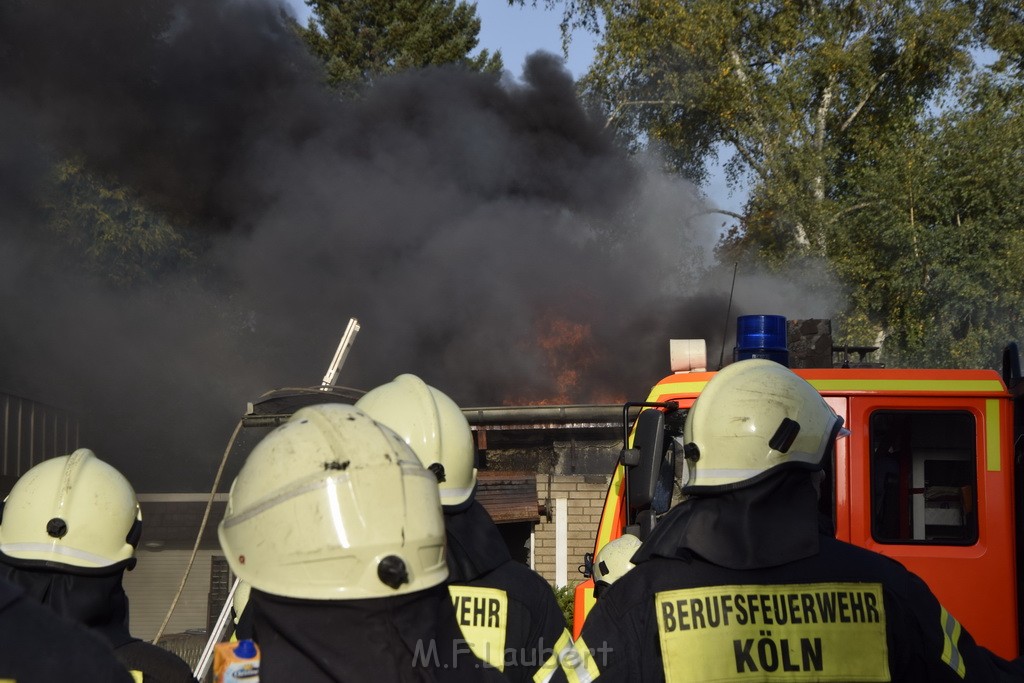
573,316,1024,660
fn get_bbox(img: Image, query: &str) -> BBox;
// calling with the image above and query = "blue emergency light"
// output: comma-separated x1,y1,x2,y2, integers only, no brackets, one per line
734,314,789,366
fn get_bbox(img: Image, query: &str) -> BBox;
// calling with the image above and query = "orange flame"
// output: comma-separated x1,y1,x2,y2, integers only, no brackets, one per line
505,314,624,405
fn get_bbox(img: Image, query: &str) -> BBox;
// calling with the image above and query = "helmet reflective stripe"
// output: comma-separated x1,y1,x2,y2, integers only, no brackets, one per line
0,542,116,567
220,476,328,530
221,465,438,531
438,482,476,507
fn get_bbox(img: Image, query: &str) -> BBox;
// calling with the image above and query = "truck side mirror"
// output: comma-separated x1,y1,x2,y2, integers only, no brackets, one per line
627,409,667,512
624,510,658,541
1003,342,1021,389
619,448,641,467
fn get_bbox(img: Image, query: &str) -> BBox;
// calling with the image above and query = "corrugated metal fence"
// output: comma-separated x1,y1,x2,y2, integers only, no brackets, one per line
0,391,80,479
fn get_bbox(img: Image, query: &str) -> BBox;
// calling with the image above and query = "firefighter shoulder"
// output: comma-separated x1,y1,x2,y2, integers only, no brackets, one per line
551,359,1023,682
0,448,198,683
217,402,503,682
0,575,136,683
357,375,571,683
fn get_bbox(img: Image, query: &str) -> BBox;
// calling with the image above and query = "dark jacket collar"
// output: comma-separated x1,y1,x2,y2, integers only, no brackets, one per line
634,470,822,571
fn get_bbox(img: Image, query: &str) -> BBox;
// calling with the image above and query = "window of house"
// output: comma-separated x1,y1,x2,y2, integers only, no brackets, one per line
870,410,978,544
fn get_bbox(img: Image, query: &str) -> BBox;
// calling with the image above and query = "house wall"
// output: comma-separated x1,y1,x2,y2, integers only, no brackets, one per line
532,474,609,589
123,549,218,641
121,474,611,642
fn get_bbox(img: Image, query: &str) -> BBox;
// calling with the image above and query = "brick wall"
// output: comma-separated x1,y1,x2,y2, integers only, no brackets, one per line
532,474,610,589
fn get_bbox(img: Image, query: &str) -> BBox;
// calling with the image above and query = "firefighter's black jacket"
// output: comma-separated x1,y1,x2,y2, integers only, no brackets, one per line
0,557,198,683
557,471,1023,682
446,500,570,682
0,577,134,683
245,583,507,683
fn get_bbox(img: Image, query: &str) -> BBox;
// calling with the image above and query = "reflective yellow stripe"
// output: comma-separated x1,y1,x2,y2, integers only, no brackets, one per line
652,377,1006,398
594,464,625,551
806,379,1004,393
986,399,1001,472
646,381,708,401
130,671,143,683
533,628,573,683
562,636,600,683
940,607,967,678
578,585,595,628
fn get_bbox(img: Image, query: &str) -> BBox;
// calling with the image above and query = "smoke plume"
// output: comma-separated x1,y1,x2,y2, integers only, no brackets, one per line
0,0,839,490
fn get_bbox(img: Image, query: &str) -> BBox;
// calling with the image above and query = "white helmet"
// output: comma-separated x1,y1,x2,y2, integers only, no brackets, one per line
0,449,142,570
232,581,251,628
593,534,641,592
355,374,477,510
218,403,448,600
682,359,845,493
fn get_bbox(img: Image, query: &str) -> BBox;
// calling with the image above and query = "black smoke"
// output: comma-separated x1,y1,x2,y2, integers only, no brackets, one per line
0,0,832,491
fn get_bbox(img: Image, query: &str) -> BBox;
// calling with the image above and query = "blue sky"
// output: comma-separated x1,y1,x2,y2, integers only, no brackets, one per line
473,2,596,80
285,1,596,79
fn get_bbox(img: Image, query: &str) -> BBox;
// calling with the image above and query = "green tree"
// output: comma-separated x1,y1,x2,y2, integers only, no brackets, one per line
832,74,1024,367
568,0,981,261
299,0,503,94
43,160,197,287
980,0,1024,75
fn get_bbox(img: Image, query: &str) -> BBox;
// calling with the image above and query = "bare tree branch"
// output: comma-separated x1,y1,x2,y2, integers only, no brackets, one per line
826,200,884,223
723,130,767,180
840,70,889,134
729,49,771,150
690,208,746,221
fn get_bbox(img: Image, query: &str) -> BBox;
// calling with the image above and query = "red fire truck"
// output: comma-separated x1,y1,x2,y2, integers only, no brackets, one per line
572,315,1024,660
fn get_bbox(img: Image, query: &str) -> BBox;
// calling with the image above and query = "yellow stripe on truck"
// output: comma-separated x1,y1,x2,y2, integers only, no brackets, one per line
595,464,625,551
645,381,709,401
986,399,1001,472
806,379,1004,394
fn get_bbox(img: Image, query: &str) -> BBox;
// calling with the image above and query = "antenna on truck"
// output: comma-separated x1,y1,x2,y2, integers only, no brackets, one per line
717,262,739,370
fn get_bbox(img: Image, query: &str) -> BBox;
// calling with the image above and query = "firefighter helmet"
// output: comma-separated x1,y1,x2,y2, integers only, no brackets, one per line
218,403,448,600
593,534,641,595
232,580,251,628
0,448,142,570
355,374,477,510
681,358,845,493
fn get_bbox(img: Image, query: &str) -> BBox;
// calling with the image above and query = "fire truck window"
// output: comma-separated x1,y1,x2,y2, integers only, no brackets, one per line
869,411,978,545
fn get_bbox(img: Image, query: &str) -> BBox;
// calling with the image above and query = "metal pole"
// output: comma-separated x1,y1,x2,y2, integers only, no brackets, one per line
320,318,361,390
193,317,361,678
194,576,241,681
